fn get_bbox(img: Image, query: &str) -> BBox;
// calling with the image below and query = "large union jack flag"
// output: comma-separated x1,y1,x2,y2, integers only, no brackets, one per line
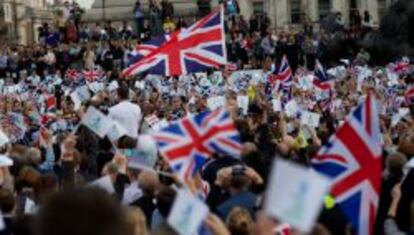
123,7,226,77
312,93,382,235
152,109,242,180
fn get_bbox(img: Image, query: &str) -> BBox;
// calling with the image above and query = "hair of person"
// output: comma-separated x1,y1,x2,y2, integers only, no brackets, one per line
16,166,41,192
34,174,58,204
117,136,138,149
386,152,407,177
123,207,148,235
138,170,159,197
117,84,130,100
155,186,176,218
310,224,332,235
14,215,36,235
225,207,254,235
34,187,130,235
0,188,15,213
230,174,251,192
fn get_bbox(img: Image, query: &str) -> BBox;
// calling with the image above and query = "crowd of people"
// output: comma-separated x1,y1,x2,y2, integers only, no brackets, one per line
0,1,414,235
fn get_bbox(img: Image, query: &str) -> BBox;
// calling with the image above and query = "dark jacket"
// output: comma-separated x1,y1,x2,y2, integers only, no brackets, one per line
216,191,257,220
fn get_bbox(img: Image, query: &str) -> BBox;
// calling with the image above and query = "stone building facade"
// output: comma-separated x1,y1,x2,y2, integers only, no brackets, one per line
82,0,198,23
240,0,394,28
0,0,54,45
83,0,394,28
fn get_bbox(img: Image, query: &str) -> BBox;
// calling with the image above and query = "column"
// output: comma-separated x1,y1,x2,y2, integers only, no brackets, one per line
238,0,253,20
274,0,288,28
366,0,379,25
331,0,349,25
302,0,318,23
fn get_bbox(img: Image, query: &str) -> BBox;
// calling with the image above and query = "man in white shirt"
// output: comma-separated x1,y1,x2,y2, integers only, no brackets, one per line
109,85,142,138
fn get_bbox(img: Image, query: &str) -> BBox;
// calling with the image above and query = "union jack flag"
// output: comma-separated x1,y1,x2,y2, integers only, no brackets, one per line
392,57,410,74
274,223,292,235
313,60,333,91
268,55,293,95
272,55,293,85
226,63,238,71
312,93,382,235
45,95,57,113
65,69,80,81
152,109,242,180
405,86,414,104
123,7,227,76
83,70,103,82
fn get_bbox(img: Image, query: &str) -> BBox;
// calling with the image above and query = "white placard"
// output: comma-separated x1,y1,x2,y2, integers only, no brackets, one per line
167,189,209,235
134,80,145,90
89,175,115,194
265,158,331,233
0,129,9,147
122,182,143,205
70,92,82,111
88,82,105,93
237,96,249,115
284,100,299,117
300,111,321,127
272,99,282,112
107,122,128,142
24,198,37,215
298,75,314,90
0,154,13,167
391,108,410,127
107,80,119,92
207,96,226,111
0,210,4,231
81,107,113,138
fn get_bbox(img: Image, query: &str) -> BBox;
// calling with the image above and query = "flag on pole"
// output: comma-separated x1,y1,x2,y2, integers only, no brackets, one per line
312,93,382,235
152,109,242,180
313,60,333,91
123,7,227,76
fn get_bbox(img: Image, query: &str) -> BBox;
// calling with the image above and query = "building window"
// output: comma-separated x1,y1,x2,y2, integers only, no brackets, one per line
290,0,302,24
318,0,331,20
253,1,264,15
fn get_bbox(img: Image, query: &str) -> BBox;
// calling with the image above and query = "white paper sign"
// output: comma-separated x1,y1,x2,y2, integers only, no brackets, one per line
135,80,145,90
81,107,112,138
207,96,226,111
391,108,410,127
70,93,82,111
107,122,128,142
108,80,119,92
298,75,314,90
89,175,115,194
24,198,37,215
0,210,4,231
237,96,249,115
88,82,105,93
300,111,321,127
284,100,299,117
272,99,282,112
265,158,331,233
167,189,209,235
70,86,90,110
0,130,9,147
122,182,143,205
0,155,13,167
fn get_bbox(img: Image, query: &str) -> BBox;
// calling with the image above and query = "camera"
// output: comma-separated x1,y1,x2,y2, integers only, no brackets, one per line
232,165,246,176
